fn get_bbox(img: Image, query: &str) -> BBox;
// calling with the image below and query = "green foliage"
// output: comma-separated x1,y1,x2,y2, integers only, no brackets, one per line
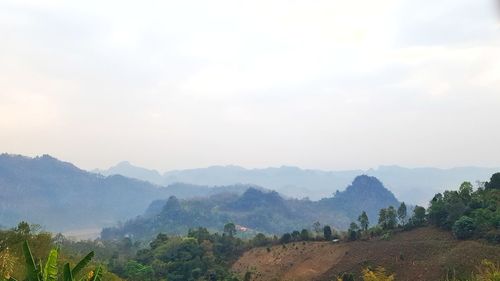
125,228,246,281
300,229,310,241
348,222,360,241
42,249,57,281
378,207,397,230
125,261,154,281
224,223,236,237
428,175,500,241
397,203,407,226
358,211,369,231
475,259,500,281
16,241,103,281
485,173,500,190
323,225,333,241
71,251,94,277
280,233,291,244
22,241,39,281
453,216,476,240
411,206,427,227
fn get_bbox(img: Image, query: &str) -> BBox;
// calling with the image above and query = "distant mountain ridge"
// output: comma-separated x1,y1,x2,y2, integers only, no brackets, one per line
96,161,499,205
0,154,253,231
101,175,400,239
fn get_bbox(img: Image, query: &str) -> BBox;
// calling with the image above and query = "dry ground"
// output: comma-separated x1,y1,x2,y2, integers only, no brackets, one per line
232,227,500,281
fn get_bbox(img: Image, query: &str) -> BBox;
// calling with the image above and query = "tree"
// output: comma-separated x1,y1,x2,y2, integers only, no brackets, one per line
223,223,236,237
312,221,322,235
452,216,476,239
378,208,387,229
386,206,397,229
300,229,310,241
397,202,407,226
280,233,291,244
485,173,500,189
412,206,426,226
251,233,268,247
323,225,333,241
291,230,300,241
358,211,369,231
15,221,31,237
125,261,154,281
348,222,359,241
459,182,473,201
379,207,397,230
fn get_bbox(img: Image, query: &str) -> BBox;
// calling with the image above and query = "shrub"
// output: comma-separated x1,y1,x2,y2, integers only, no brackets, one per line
362,266,395,281
484,230,500,244
452,216,476,240
381,232,391,241
337,272,355,281
475,259,500,281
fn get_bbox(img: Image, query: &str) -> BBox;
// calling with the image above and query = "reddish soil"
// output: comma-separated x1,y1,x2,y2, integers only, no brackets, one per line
232,227,500,281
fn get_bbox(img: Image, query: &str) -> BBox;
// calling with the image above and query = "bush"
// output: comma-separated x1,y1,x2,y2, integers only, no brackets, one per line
362,266,395,281
474,259,500,281
337,272,355,281
381,232,391,241
452,216,476,240
484,230,500,244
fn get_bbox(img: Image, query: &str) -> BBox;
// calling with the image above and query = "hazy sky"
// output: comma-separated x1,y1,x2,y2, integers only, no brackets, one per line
1,0,499,171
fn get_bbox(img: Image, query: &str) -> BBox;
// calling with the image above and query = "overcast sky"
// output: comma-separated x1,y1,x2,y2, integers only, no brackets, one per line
1,0,499,171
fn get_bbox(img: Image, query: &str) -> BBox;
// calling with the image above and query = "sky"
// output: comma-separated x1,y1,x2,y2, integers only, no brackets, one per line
1,0,500,171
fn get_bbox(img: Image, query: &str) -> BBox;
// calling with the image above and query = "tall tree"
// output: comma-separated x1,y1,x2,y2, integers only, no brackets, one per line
386,206,397,229
397,202,407,226
280,233,291,244
223,223,236,237
458,182,473,201
300,229,310,241
485,172,500,189
412,206,426,226
312,221,322,235
358,211,369,231
323,225,333,240
348,222,359,241
378,208,387,229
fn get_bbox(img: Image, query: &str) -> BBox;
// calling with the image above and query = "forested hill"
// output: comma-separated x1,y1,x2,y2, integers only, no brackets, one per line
101,175,400,240
319,175,400,224
0,154,252,231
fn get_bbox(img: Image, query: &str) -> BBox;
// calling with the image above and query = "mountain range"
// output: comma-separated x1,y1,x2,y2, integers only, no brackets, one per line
0,154,251,231
95,161,499,205
2,153,497,235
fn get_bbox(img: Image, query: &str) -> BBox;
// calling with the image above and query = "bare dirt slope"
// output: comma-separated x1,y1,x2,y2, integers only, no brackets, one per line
232,227,500,281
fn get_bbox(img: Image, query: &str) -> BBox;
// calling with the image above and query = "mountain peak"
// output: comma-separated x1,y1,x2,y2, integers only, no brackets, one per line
350,175,384,189
324,175,400,225
228,187,285,211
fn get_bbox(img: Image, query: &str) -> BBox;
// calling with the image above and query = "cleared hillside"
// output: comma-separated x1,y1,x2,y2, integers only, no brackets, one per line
232,227,500,281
